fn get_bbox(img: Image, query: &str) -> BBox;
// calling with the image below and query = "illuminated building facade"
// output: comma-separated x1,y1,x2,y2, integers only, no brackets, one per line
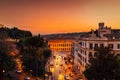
48,39,73,52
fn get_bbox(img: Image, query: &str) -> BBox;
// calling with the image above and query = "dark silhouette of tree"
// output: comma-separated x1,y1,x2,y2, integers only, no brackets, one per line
0,27,32,40
18,35,51,78
84,47,120,80
10,27,32,39
0,28,9,41
0,43,16,80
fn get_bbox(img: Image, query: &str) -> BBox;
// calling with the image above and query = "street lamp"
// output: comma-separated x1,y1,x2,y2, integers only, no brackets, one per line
29,70,33,77
3,70,5,73
3,70,5,79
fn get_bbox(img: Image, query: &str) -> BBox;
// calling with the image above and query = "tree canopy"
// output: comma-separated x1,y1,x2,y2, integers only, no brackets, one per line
18,35,51,78
84,47,120,80
0,27,32,40
0,43,16,79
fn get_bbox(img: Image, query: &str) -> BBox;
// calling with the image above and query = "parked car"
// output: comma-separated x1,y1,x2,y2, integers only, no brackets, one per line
16,69,22,73
50,64,54,68
64,75,70,80
69,73,73,77
76,78,83,80
24,76,31,80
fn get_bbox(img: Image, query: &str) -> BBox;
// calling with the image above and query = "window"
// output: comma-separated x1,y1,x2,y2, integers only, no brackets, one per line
65,44,66,47
69,44,71,46
108,44,113,49
85,43,86,47
82,57,84,62
67,44,69,46
64,48,66,51
94,52,98,57
89,52,92,58
89,43,93,49
83,42,84,46
59,44,60,46
80,50,82,53
117,44,120,49
85,58,86,63
79,42,82,46
94,44,98,48
85,51,86,55
100,44,104,48
78,53,82,59
94,44,98,50
62,44,64,47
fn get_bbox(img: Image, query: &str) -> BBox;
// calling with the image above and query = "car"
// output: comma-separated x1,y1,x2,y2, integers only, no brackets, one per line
16,69,22,73
76,78,83,80
69,73,73,77
64,75,70,80
50,64,54,68
58,56,61,59
24,76,31,80
78,74,83,79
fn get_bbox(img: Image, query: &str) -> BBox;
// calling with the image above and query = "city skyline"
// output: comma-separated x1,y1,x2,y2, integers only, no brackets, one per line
0,0,120,34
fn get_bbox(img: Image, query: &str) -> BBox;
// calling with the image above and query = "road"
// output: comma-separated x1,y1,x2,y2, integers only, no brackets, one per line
53,55,65,80
47,52,71,80
47,53,65,80
45,51,84,80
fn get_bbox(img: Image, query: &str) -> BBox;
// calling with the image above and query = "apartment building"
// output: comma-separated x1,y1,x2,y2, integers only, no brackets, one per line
74,22,120,72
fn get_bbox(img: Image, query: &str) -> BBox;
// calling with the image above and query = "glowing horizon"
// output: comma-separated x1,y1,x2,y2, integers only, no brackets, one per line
0,0,120,35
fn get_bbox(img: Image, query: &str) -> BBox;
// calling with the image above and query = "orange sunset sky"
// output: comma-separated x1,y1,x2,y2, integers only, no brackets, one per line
0,0,120,35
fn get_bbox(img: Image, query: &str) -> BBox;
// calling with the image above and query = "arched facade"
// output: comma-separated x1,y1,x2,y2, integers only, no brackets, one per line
48,39,73,52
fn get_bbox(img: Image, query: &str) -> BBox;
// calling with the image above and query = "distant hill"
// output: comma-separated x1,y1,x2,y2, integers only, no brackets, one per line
0,27,32,40
42,32,87,40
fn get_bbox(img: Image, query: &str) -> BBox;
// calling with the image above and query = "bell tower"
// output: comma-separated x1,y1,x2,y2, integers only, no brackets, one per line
98,22,104,29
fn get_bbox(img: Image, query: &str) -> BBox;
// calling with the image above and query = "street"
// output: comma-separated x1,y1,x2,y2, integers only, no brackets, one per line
45,51,83,80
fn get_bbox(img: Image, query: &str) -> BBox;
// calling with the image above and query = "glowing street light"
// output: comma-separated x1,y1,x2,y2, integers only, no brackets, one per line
3,70,5,73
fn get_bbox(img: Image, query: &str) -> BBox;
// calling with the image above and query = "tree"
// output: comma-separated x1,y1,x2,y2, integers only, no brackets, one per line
84,47,120,80
0,30,9,41
10,27,32,39
18,35,51,78
0,27,32,40
0,43,16,80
